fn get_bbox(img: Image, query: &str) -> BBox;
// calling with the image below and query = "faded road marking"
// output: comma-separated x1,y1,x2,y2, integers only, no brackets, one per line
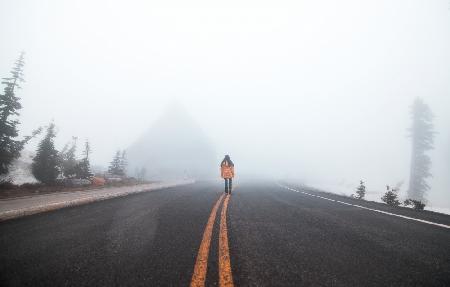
191,194,224,287
279,184,450,230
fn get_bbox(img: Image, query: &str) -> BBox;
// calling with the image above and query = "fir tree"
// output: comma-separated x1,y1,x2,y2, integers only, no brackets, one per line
59,137,78,178
381,185,400,207
32,123,59,184
0,52,40,177
408,98,434,202
355,180,366,200
75,140,92,179
108,150,124,176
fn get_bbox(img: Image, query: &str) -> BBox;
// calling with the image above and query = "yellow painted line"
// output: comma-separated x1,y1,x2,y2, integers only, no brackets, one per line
219,194,234,287
190,194,225,287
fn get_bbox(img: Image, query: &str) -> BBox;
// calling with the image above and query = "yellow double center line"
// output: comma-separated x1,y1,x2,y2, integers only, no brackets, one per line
219,194,233,286
190,193,234,287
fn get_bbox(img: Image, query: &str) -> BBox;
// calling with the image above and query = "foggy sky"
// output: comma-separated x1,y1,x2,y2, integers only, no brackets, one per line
1,0,449,208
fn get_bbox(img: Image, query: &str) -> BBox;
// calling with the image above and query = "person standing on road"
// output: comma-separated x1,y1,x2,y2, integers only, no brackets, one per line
220,155,235,194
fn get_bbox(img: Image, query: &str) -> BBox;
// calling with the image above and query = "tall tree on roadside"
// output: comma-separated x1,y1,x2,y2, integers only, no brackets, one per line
75,140,92,179
108,150,124,176
0,52,40,177
59,137,78,178
32,122,59,184
407,98,434,202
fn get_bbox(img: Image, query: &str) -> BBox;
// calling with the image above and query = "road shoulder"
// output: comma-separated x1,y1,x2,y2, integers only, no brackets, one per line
281,182,450,226
0,180,195,221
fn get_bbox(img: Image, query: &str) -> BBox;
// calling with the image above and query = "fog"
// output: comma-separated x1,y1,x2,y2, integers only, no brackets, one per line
1,1,449,208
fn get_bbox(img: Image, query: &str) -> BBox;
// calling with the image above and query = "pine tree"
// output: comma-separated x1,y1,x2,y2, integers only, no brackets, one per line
355,180,366,200
381,185,400,207
0,52,40,177
408,98,434,202
75,140,92,179
32,123,59,184
59,137,78,178
108,150,124,176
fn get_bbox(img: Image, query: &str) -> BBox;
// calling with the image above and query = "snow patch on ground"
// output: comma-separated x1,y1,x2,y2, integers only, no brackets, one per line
0,150,38,184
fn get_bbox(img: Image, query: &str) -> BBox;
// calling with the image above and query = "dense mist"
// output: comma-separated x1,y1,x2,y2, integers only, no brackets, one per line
1,0,449,209
127,103,217,180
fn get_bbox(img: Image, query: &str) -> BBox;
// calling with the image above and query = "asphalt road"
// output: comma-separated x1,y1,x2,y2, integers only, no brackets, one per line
1,181,449,286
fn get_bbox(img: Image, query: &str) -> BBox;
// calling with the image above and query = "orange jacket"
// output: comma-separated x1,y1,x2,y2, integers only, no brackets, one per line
221,162,235,179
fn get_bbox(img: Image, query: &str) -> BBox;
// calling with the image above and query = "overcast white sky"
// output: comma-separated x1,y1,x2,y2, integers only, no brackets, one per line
1,0,449,207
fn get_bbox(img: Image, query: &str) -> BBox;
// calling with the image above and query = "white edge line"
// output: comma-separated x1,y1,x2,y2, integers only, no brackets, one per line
278,184,450,230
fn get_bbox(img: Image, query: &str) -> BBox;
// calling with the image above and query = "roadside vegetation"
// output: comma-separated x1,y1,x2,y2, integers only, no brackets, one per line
350,180,427,211
351,180,366,200
403,199,426,211
349,97,434,212
381,185,401,207
0,52,41,180
0,53,148,197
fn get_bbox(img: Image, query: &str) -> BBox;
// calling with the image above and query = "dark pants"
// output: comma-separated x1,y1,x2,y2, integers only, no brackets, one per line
224,178,232,194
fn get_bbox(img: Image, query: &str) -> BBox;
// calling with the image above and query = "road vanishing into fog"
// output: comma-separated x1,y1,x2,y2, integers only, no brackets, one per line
1,181,450,286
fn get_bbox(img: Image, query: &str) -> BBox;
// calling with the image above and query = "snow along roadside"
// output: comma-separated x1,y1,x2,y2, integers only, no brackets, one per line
0,180,195,221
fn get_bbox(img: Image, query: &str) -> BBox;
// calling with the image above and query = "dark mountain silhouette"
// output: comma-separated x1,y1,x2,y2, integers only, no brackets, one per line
127,103,216,180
